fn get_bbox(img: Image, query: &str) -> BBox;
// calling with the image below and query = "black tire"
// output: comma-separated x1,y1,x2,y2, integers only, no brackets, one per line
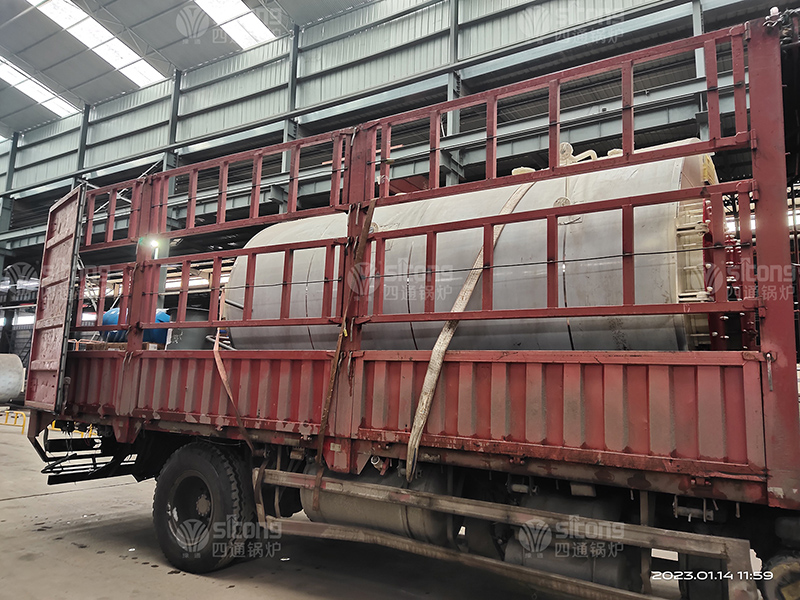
760,553,800,600
153,442,255,573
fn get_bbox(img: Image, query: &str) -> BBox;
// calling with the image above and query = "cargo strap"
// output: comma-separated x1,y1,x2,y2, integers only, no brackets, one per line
313,198,378,511
213,330,275,526
405,182,536,482
212,330,255,454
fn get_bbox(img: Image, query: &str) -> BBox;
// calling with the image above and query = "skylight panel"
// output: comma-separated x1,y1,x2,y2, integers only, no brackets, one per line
0,57,79,117
193,0,275,49
93,38,139,69
194,0,248,25
15,79,55,103
222,13,274,48
67,17,114,49
28,0,165,88
120,60,163,87
0,62,27,86
36,0,85,28
42,96,79,117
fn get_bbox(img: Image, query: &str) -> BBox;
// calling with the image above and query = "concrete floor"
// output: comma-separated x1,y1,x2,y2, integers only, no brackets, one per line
0,422,540,600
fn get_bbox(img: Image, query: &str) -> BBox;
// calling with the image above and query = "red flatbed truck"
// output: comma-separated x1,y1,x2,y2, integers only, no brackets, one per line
21,11,800,600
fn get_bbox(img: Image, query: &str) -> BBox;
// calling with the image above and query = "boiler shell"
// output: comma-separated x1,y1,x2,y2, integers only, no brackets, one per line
225,153,709,351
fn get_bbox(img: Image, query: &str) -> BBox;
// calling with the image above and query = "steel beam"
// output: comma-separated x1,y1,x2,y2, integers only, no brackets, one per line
747,18,800,509
263,470,757,599
167,70,182,146
287,25,300,113
0,75,744,250
272,517,662,600
5,132,18,193
75,104,90,184
3,0,749,201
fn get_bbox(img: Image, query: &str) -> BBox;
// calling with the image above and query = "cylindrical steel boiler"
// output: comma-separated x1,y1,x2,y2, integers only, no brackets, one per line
225,147,714,351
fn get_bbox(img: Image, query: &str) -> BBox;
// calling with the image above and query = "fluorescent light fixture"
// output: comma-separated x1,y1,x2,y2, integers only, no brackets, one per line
164,277,211,289
10,315,36,326
193,0,274,49
28,0,164,87
0,56,79,117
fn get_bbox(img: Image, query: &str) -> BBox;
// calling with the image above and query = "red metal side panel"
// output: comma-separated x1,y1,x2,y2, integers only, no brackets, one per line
748,18,800,509
66,351,330,437
26,186,85,412
355,351,767,478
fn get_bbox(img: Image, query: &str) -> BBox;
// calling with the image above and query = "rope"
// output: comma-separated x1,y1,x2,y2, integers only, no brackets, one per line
405,182,536,482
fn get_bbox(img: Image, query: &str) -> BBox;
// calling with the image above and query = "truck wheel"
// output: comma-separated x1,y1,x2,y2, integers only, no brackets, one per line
760,553,800,600
153,442,255,573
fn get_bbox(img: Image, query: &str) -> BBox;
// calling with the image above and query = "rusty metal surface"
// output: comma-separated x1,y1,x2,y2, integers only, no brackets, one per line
264,467,745,556
64,349,767,485
352,351,766,475
25,186,85,412
46,20,799,510
271,516,756,600
747,21,800,509
65,350,333,437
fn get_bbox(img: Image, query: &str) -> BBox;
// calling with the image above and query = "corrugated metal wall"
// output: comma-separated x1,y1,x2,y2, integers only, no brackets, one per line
459,0,659,59
13,114,82,189
176,37,292,142
85,79,172,167
297,0,450,108
0,0,693,198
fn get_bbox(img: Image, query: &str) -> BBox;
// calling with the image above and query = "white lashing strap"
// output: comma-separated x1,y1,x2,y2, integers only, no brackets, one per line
405,182,536,481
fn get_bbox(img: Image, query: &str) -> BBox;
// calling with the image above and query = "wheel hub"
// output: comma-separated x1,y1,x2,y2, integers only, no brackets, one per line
196,494,211,517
